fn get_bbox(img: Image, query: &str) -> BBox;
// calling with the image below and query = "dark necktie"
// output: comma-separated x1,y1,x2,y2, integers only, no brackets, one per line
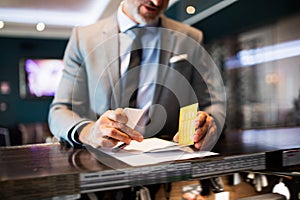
122,28,143,108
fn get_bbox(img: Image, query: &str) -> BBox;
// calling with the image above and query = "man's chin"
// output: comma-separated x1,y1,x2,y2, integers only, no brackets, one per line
136,14,160,25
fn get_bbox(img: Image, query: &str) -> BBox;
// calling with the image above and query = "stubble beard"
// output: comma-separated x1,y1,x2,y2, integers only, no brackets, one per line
136,5,161,24
125,2,162,25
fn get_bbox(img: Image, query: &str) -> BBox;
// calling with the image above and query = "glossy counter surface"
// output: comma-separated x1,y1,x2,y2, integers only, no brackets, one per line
1,127,300,199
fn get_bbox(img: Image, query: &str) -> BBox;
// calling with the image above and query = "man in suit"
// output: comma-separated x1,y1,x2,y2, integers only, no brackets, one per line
48,0,225,152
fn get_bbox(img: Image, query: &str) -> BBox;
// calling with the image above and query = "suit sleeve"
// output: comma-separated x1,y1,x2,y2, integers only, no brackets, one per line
48,27,93,147
193,37,226,136
178,24,225,133
186,27,226,148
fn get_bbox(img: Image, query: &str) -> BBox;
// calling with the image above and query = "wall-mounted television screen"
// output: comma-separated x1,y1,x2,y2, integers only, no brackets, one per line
19,58,64,99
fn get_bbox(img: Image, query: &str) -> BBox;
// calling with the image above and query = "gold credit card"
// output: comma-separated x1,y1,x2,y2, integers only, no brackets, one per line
178,103,198,145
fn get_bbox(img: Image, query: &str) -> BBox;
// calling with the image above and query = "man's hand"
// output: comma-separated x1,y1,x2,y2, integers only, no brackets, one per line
79,108,144,148
173,111,217,150
193,111,217,149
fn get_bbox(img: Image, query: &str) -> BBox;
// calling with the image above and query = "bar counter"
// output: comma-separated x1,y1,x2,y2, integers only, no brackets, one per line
1,127,300,199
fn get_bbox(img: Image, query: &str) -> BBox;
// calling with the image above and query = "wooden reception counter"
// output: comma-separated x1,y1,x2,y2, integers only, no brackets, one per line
1,127,300,199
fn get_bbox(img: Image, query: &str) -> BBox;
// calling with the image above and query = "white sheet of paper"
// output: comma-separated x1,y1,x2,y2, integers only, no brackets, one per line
99,138,218,166
124,108,145,129
122,138,186,153
98,108,218,167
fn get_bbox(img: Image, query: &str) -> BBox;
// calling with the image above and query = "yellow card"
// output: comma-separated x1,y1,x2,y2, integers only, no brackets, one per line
178,103,198,145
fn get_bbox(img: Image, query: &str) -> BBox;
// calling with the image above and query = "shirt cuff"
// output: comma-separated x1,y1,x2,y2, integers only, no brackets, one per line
69,120,92,146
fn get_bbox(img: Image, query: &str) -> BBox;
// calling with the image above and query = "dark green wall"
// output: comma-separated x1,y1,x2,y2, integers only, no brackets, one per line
166,0,300,43
0,37,67,126
194,0,300,43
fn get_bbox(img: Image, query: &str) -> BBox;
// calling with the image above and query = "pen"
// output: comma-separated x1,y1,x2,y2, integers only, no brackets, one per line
111,142,127,153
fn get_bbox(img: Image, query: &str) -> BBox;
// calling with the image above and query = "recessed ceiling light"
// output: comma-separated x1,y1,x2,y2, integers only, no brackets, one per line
186,5,196,14
36,22,46,31
0,21,4,29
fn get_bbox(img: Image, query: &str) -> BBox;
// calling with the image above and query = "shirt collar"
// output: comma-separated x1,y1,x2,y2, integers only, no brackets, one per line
117,2,138,33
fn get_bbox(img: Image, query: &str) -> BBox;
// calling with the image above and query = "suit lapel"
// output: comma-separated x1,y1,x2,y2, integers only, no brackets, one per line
152,18,177,105
100,14,122,108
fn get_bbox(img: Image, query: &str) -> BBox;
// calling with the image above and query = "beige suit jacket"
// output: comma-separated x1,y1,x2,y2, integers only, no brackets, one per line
48,13,225,146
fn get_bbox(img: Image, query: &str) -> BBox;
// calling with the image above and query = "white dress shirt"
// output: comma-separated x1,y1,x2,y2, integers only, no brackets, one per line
117,4,161,110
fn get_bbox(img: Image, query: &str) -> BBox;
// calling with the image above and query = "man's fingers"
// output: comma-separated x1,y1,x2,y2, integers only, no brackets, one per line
194,140,204,150
173,132,179,142
83,108,144,148
101,127,132,144
195,111,208,128
194,121,217,150
100,110,144,142
102,118,143,142
194,116,212,143
98,137,119,148
105,108,128,124
88,127,127,148
117,123,144,142
193,112,217,150
193,129,205,143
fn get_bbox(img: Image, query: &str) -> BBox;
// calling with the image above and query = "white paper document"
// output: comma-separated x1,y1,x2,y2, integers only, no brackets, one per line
123,108,145,129
99,138,218,167
92,108,218,167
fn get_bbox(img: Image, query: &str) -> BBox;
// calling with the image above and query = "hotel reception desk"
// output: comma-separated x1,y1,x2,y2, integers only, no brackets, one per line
1,127,300,199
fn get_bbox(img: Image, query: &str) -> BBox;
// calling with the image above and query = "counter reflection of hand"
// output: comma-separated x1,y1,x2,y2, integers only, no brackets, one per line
79,108,144,148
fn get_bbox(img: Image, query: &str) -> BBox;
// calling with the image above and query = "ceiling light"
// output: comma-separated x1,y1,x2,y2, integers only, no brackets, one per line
0,21,4,29
186,6,196,14
36,22,46,32
183,0,238,25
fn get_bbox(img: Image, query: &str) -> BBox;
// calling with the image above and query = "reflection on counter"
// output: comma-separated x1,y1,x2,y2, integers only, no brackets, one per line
0,123,51,146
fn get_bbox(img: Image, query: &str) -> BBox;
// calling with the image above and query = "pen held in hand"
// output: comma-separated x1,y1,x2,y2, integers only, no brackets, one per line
111,142,128,153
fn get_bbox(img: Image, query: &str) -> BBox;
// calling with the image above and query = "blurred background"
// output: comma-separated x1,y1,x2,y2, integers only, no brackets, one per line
0,0,300,145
